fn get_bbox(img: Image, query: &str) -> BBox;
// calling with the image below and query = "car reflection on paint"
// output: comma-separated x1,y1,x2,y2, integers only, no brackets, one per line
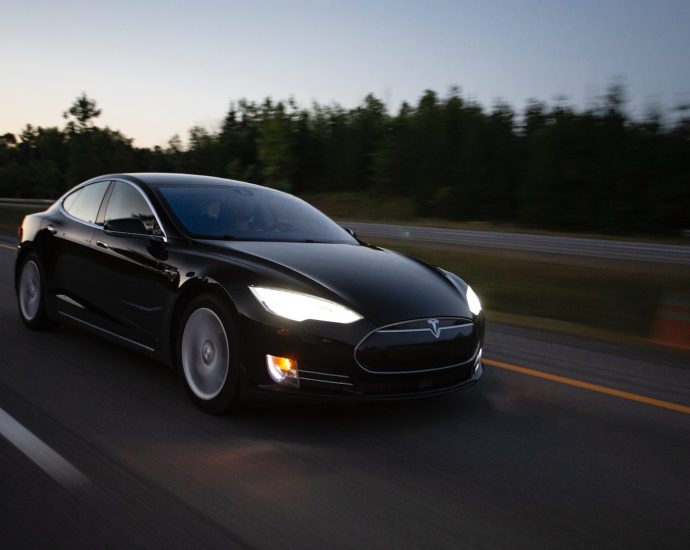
15,173,484,413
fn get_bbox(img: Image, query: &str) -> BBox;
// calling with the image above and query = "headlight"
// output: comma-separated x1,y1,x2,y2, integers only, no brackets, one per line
466,285,482,315
249,286,363,323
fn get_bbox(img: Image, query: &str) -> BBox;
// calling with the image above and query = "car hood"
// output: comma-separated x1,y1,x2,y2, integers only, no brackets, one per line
200,241,472,325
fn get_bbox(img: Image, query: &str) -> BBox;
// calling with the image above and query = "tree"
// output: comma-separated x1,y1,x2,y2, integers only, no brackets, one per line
3,87,689,235
63,93,102,131
258,102,295,189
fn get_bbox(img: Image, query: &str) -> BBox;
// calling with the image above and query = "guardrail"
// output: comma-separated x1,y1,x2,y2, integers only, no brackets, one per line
0,198,54,208
343,221,690,266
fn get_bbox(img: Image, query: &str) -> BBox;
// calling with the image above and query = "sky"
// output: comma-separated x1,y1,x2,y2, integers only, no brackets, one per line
2,0,689,148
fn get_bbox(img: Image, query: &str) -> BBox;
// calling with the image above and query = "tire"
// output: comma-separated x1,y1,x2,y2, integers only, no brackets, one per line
17,253,55,330
176,294,241,414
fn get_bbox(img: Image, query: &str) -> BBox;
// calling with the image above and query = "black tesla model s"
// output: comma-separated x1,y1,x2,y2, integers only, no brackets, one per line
15,173,484,413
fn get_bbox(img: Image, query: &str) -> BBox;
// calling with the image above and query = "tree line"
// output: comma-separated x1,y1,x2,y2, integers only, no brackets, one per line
1,87,688,234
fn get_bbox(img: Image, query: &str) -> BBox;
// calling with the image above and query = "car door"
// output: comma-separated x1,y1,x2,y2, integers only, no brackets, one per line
88,180,177,351
40,180,111,318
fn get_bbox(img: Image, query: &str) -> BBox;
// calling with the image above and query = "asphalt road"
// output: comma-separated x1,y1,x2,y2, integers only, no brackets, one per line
341,221,690,265
1,242,689,549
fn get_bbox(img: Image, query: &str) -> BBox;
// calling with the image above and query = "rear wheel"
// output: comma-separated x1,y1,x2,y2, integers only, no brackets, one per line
17,253,54,330
177,294,241,414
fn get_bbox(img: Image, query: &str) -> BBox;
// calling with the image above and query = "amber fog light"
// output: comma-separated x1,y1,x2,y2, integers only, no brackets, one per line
266,355,299,387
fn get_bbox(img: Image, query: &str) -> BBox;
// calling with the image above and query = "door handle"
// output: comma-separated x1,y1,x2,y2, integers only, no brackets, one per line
47,225,57,235
162,266,178,281
96,240,109,249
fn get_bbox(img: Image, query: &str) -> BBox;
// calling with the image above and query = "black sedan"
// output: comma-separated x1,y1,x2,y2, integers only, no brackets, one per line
15,173,484,413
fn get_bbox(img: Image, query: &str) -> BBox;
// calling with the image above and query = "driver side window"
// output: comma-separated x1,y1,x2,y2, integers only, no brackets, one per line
104,182,163,236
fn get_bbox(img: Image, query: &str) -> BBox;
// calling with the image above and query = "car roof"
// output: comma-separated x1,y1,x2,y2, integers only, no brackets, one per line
100,173,262,190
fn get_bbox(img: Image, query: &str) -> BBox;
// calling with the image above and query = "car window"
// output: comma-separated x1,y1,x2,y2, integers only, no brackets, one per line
63,180,110,225
104,181,163,236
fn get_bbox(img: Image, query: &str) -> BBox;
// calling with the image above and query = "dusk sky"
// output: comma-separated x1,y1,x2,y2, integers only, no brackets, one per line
3,0,689,148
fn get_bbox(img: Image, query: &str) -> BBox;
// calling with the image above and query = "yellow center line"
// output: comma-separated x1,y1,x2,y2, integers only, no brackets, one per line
484,358,690,416
0,243,16,251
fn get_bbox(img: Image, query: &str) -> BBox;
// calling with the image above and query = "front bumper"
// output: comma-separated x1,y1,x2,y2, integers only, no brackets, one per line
236,309,485,402
243,362,483,402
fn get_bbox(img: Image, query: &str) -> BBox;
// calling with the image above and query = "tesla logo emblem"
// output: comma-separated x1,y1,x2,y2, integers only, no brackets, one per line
427,319,441,338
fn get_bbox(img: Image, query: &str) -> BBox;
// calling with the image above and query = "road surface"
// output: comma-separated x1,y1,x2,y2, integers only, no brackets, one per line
0,242,689,548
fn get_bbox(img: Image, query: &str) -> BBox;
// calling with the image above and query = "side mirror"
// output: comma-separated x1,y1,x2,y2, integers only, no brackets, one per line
104,218,149,236
343,226,357,238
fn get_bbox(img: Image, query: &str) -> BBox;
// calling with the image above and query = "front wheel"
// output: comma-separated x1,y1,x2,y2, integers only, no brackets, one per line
177,294,241,414
17,253,54,330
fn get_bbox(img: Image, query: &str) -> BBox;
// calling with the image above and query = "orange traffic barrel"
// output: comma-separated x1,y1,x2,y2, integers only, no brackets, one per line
650,288,690,351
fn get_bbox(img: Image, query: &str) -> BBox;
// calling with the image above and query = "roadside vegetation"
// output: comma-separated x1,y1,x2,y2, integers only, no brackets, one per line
2,86,689,236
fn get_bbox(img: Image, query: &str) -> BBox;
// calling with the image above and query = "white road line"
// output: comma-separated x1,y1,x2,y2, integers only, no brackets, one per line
0,406,89,489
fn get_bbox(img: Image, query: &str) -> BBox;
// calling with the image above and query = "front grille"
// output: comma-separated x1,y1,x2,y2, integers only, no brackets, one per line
355,318,478,374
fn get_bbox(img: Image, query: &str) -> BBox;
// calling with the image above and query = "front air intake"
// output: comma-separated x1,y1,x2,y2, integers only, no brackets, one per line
355,318,478,374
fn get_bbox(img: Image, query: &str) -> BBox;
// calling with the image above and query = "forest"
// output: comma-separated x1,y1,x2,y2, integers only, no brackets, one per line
1,86,688,235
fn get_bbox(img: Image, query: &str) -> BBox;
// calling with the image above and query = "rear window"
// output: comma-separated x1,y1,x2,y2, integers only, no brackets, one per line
62,180,110,224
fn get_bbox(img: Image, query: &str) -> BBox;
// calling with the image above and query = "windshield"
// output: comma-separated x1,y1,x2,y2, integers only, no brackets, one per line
157,185,358,244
